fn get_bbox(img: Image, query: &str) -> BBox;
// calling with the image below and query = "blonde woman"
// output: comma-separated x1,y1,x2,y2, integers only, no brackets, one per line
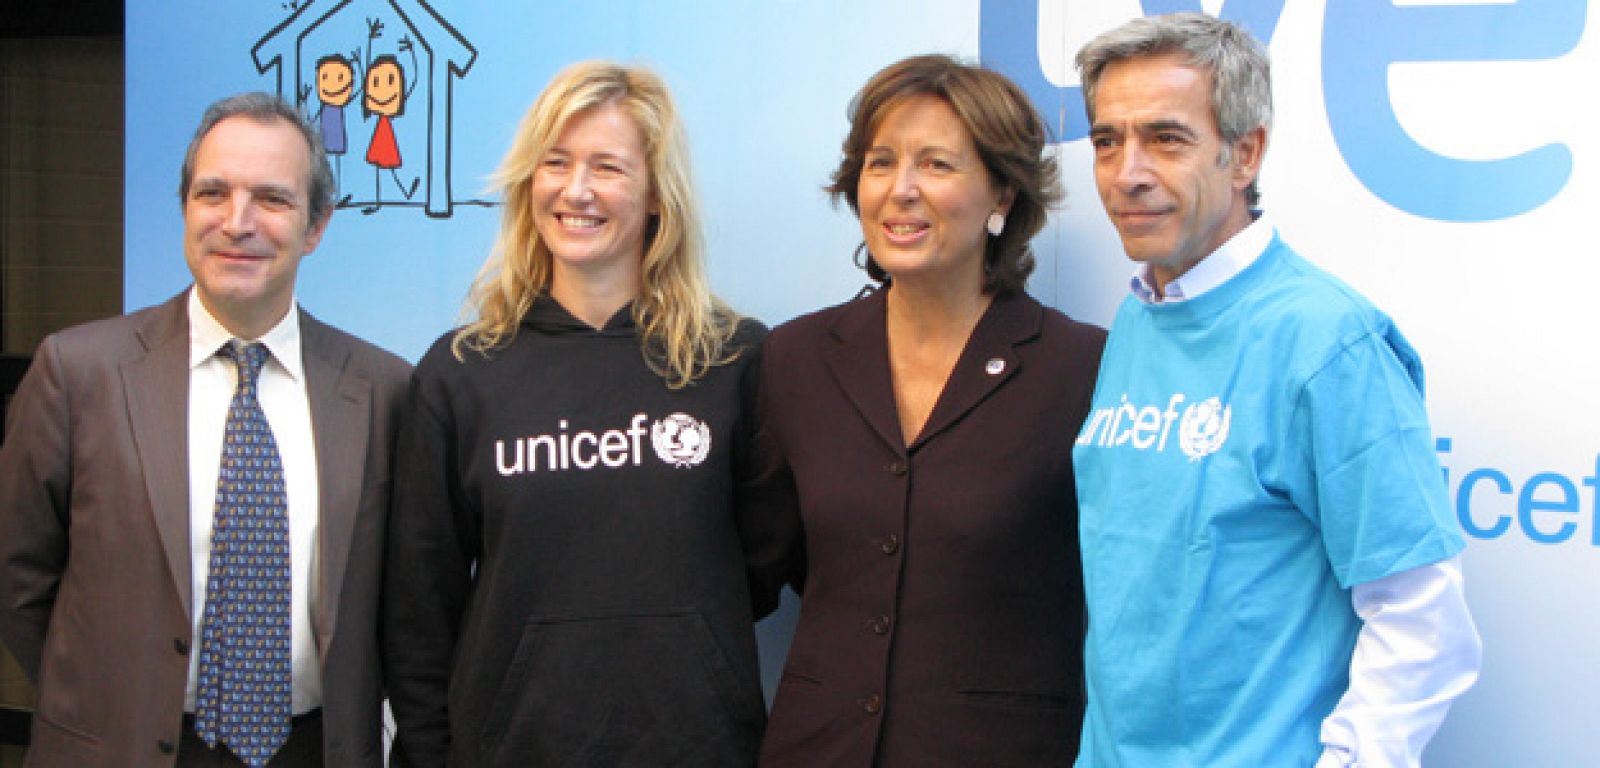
383,61,766,766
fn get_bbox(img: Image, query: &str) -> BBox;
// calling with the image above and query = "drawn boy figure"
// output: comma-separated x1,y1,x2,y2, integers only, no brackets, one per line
310,52,360,202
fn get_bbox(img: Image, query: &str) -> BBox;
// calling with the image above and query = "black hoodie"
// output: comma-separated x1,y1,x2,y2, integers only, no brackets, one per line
384,296,767,766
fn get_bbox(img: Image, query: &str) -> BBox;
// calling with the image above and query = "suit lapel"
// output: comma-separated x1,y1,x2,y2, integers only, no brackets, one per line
823,290,907,456
122,294,196,616
910,291,1039,451
300,311,370,655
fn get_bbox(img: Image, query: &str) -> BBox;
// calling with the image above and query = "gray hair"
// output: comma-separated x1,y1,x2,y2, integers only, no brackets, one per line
1075,13,1271,205
177,92,336,226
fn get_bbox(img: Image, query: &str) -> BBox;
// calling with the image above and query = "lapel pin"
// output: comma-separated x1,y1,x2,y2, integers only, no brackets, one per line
985,358,1006,376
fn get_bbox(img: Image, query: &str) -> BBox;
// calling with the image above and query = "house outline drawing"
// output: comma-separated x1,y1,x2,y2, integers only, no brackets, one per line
252,0,478,218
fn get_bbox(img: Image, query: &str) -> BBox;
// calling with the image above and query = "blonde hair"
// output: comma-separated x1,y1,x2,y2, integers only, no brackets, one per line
453,61,739,388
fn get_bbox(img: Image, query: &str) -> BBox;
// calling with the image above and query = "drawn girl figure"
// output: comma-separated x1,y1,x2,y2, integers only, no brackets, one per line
361,17,419,212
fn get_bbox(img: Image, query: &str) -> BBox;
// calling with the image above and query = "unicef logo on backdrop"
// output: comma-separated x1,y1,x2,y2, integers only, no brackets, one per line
652,413,712,468
1179,397,1232,461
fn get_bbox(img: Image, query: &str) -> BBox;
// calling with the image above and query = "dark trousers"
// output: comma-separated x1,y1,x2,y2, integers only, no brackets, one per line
177,710,323,767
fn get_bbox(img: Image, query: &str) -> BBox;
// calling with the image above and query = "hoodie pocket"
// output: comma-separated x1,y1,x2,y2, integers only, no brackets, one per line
478,607,759,767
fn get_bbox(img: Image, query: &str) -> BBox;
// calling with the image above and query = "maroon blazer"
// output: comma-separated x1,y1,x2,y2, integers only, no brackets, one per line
0,292,409,767
746,289,1106,767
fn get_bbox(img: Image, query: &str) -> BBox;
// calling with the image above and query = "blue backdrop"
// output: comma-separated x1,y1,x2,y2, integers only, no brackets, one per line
127,2,1600,764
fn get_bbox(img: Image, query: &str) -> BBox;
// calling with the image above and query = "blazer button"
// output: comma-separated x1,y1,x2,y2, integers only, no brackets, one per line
871,615,890,635
157,739,176,754
174,637,190,656
886,460,908,476
860,693,882,714
879,534,900,555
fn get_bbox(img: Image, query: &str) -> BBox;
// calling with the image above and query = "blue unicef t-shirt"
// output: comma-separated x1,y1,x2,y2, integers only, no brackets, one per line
1072,237,1464,768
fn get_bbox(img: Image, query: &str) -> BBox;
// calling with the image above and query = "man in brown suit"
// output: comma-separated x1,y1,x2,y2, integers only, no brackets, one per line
0,93,409,766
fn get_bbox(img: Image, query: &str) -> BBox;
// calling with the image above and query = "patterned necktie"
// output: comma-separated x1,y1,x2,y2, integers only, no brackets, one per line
193,341,292,768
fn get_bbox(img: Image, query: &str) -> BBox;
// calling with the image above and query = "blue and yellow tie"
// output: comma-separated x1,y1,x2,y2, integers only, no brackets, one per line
193,341,292,768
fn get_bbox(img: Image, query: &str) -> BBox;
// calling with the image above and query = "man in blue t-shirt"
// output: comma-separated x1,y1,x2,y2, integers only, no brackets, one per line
1071,13,1482,768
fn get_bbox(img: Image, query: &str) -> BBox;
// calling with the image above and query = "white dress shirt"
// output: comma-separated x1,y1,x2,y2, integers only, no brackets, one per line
185,289,322,715
1131,214,1482,767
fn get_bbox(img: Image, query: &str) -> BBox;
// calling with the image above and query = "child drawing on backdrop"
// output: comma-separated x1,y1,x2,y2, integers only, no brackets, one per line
362,16,419,213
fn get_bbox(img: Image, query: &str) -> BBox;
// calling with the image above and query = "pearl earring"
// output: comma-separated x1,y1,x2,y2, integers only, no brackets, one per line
986,211,1005,236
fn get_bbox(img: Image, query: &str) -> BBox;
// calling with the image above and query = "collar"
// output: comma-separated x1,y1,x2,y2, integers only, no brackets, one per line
187,288,304,382
523,293,637,334
1130,211,1273,305
825,285,1040,345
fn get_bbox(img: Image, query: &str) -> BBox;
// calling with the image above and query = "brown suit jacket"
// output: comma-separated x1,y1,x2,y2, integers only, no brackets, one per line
745,289,1105,767
0,291,410,767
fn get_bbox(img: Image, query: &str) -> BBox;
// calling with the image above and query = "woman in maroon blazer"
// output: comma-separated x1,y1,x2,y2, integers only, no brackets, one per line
745,55,1106,766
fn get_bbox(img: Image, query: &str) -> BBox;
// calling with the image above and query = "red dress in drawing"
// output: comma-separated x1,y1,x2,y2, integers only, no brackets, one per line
366,115,401,169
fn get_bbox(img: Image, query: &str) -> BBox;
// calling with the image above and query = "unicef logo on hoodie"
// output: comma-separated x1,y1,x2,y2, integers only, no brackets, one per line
493,412,715,476
651,413,712,468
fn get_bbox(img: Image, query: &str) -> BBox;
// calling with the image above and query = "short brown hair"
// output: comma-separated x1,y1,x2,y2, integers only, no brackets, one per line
828,54,1061,294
